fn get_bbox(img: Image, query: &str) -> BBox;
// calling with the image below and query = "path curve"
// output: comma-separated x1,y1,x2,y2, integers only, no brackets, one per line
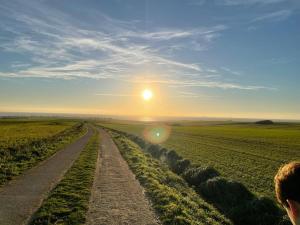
86,129,160,225
0,126,93,225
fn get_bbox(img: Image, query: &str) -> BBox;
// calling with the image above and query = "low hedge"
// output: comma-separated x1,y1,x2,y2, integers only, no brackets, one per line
112,133,232,225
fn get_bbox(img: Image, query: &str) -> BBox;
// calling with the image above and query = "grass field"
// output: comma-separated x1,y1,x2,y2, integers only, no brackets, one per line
0,119,77,149
0,118,86,185
99,120,300,200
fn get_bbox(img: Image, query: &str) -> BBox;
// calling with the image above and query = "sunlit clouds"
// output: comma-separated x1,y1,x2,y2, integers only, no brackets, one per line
0,1,274,90
0,0,299,119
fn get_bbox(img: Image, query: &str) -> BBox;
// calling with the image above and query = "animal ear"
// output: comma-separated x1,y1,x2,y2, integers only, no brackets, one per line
287,199,299,218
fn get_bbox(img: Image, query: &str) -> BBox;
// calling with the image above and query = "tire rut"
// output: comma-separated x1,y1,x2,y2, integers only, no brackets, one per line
86,129,160,225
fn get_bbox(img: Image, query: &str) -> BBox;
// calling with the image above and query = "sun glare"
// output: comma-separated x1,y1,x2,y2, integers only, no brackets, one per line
142,89,153,101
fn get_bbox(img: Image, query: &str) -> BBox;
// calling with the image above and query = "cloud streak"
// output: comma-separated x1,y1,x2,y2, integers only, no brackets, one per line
216,0,287,6
95,93,136,97
252,10,292,22
0,0,274,91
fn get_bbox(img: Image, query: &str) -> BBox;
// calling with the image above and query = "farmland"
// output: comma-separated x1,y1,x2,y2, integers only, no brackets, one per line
99,120,300,200
0,117,297,225
0,118,77,149
0,118,86,185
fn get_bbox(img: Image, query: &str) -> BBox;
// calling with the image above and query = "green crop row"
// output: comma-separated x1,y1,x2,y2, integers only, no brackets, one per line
0,122,86,186
111,131,233,225
29,128,99,225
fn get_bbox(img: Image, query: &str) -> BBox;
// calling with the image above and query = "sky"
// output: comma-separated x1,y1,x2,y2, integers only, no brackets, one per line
0,0,299,120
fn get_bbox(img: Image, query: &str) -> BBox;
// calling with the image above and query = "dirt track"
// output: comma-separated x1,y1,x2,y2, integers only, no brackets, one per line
86,129,160,225
0,127,93,225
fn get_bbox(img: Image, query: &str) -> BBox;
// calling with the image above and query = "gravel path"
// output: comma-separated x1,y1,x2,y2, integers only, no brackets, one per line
0,127,93,225
86,129,160,225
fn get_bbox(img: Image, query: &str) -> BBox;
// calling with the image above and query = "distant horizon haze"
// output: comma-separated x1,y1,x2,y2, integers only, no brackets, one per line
1,111,299,122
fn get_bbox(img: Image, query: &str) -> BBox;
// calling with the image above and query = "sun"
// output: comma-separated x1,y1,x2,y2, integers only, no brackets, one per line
142,89,153,101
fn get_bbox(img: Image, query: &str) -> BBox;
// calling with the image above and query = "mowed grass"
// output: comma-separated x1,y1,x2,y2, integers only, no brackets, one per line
0,119,86,185
30,128,99,225
112,132,232,225
100,120,300,199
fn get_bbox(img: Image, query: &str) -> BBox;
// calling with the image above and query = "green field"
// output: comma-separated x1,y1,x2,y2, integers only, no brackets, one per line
99,120,300,200
0,119,77,149
0,118,85,185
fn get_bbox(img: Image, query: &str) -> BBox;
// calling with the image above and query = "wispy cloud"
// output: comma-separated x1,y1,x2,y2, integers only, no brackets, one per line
94,91,218,99
121,25,227,41
95,93,136,97
176,91,218,98
216,0,287,6
0,0,273,91
221,67,242,76
267,57,294,64
252,10,292,22
129,76,275,90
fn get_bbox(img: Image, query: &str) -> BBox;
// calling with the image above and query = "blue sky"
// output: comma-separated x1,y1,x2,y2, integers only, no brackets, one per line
0,0,299,119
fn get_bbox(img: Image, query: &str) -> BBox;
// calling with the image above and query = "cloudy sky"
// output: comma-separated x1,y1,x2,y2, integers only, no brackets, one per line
0,0,299,119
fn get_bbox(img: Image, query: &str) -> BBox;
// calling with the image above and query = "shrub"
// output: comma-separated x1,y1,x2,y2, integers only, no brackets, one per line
147,144,163,159
183,166,219,186
255,120,274,125
137,136,146,147
229,197,281,225
160,148,168,155
128,134,148,149
165,150,182,169
166,150,182,161
196,177,284,225
198,177,254,208
171,159,191,175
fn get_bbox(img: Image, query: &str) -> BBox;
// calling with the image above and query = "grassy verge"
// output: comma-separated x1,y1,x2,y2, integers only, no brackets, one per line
0,122,87,186
112,132,232,225
29,128,99,225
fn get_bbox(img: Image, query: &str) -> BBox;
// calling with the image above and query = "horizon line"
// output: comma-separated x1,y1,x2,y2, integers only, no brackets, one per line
1,111,300,122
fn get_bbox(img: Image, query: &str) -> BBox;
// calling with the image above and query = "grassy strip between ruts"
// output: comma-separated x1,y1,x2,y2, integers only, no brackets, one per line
112,132,233,225
0,122,87,186
29,128,99,225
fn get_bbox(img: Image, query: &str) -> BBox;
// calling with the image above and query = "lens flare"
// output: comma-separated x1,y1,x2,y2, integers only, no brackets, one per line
143,124,171,144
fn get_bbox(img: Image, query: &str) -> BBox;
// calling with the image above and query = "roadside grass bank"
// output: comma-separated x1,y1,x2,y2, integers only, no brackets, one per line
106,127,289,225
111,132,232,225
0,122,87,186
29,128,99,225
